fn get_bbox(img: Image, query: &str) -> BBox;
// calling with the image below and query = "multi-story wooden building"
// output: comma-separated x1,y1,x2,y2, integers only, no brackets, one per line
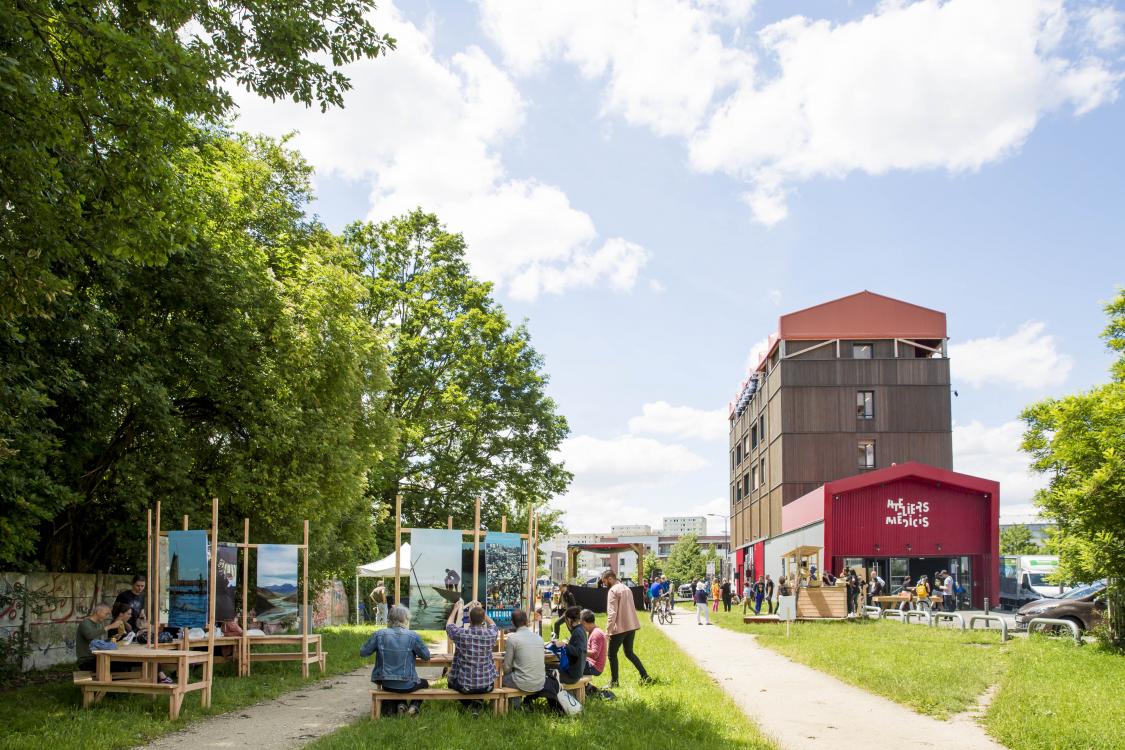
728,291,953,553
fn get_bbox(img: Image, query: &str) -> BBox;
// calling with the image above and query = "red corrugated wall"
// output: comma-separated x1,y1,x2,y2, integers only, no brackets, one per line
826,478,995,605
753,542,765,582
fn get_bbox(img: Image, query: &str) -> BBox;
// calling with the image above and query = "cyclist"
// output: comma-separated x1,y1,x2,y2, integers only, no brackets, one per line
648,577,664,620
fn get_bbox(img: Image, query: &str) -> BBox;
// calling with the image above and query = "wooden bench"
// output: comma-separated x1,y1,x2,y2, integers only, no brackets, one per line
74,668,142,684
496,676,593,707
370,687,507,719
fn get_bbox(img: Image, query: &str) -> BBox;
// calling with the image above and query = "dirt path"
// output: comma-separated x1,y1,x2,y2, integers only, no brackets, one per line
657,614,1007,750
137,667,372,750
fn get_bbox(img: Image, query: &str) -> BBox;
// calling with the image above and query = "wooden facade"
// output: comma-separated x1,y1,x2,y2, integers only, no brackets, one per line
729,293,953,551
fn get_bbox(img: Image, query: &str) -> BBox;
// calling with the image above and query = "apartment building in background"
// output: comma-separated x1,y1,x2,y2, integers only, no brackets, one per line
660,516,707,536
728,291,953,552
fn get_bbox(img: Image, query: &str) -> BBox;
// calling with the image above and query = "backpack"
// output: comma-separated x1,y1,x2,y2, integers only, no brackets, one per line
954,581,964,595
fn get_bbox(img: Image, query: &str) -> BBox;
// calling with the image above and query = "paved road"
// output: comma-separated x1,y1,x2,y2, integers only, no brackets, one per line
657,614,1007,750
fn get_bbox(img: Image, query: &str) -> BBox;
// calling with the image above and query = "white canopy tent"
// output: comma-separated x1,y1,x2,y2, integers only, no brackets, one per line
354,543,410,624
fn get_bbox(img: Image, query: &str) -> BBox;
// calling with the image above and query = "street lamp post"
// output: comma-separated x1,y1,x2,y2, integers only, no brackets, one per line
707,513,731,580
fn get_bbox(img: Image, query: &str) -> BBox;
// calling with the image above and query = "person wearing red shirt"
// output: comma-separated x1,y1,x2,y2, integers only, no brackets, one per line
581,609,607,676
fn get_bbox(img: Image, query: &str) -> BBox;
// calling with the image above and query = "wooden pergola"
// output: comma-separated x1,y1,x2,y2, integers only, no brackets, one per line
566,542,648,583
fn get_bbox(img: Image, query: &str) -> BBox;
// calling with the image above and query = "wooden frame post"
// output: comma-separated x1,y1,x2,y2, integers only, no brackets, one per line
394,494,403,606
202,496,218,708
501,515,507,533
447,516,453,530
301,519,310,678
526,504,535,612
240,517,249,675
152,501,162,648
146,508,152,651
471,498,481,603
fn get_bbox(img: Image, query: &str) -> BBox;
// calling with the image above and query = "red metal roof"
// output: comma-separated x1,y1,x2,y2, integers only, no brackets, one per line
778,291,946,341
823,461,998,497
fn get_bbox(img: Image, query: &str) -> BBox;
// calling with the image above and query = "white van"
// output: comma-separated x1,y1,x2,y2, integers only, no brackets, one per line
999,555,1071,609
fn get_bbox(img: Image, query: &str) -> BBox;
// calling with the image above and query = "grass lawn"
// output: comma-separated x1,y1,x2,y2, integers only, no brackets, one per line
985,637,1125,750
307,618,777,750
709,609,1007,716
0,625,442,750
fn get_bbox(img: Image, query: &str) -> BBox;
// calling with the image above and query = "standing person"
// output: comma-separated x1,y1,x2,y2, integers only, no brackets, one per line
445,599,499,713
662,577,674,610
846,569,860,615
369,580,388,626
764,575,775,614
360,604,431,716
741,578,754,615
869,568,885,605
581,609,607,677
695,581,712,624
603,570,653,687
113,575,147,633
753,576,765,615
710,579,720,612
941,570,957,612
720,579,732,612
915,575,932,611
551,583,577,638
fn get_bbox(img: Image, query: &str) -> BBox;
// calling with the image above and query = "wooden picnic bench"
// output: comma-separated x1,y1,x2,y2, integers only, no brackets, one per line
370,686,507,718
499,675,592,705
80,646,213,720
244,633,326,677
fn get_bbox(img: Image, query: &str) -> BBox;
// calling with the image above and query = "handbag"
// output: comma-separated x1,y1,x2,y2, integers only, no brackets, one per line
556,686,583,716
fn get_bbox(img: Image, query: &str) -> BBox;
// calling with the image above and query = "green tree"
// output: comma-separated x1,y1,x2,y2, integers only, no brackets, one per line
1000,524,1040,555
0,134,394,580
1021,289,1125,646
643,551,664,579
344,211,572,546
664,533,705,583
1,0,395,321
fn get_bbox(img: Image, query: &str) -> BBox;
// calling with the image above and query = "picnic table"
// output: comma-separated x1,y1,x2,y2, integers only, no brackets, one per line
83,645,213,719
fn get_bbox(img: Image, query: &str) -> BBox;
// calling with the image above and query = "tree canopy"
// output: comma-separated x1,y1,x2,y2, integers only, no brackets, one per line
664,533,706,583
1000,524,1039,555
1021,289,1125,645
345,211,571,547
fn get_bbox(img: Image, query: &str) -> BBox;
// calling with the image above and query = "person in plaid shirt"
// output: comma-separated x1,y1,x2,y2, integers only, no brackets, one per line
445,598,498,710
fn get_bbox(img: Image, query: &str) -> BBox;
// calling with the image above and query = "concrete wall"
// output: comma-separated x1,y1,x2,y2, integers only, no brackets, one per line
2,572,351,671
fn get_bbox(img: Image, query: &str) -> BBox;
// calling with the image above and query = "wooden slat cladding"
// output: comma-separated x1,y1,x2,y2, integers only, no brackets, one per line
778,358,950,387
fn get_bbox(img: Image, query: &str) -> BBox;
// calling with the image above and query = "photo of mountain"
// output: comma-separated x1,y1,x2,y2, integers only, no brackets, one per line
256,544,300,632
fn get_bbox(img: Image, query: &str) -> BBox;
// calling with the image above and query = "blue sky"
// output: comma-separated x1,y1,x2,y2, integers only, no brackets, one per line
234,0,1124,534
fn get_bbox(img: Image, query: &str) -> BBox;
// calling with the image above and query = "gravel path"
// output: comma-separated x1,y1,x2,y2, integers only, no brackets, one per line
657,614,1007,750
136,667,372,750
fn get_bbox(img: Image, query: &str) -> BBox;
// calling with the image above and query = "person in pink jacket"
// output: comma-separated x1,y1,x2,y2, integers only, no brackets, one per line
602,570,653,687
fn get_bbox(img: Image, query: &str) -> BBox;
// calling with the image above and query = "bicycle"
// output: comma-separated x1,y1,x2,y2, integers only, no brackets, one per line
654,595,673,624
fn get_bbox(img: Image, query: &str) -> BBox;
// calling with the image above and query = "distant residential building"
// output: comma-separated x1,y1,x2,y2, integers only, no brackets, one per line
660,516,707,536
1000,517,1053,546
540,529,729,582
610,524,652,536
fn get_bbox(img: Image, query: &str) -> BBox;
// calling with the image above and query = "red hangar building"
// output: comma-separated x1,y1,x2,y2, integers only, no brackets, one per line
738,462,1000,608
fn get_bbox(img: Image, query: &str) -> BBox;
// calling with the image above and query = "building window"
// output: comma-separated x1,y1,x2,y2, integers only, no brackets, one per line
743,473,750,496
731,484,737,505
750,424,757,449
730,449,735,471
736,481,742,501
760,458,766,490
751,464,759,490
856,390,874,419
858,440,876,469
853,343,873,359
759,413,766,443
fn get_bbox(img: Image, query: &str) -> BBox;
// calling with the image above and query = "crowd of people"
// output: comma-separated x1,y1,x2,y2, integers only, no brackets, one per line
362,569,654,717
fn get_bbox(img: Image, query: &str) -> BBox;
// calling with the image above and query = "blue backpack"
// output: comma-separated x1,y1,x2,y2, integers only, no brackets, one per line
546,643,569,672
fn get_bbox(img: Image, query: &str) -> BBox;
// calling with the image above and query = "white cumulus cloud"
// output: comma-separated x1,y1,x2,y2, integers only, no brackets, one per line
950,321,1073,390
231,2,648,301
953,420,1047,508
628,401,728,441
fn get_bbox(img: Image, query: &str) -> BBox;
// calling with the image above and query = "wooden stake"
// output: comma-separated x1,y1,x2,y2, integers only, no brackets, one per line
154,501,162,640
146,508,153,650
501,515,507,533
472,498,481,603
302,519,309,678
203,497,218,708
394,495,403,606
182,514,189,531
241,517,249,676
447,515,453,530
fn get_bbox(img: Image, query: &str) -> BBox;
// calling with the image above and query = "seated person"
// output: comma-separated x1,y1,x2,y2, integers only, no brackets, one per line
113,575,146,633
76,604,111,672
445,599,498,711
550,606,586,686
502,609,556,707
105,602,134,643
360,604,430,716
581,609,607,677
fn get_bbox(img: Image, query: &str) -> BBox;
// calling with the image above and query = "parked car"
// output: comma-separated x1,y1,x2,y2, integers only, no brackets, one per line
678,583,694,599
1014,580,1107,632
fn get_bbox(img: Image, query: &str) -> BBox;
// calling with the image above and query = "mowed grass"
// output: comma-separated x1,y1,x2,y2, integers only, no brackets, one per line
709,609,1007,716
985,637,1125,750
308,618,777,750
0,626,442,750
